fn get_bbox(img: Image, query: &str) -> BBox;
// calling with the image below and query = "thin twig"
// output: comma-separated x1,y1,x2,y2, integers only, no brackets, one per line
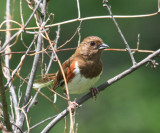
2,65,63,112
77,21,82,46
24,115,57,132
77,0,81,19
0,0,42,53
10,96,14,124
42,25,75,133
0,11,158,32
0,48,155,57
26,23,59,113
103,1,136,65
57,22,82,50
23,0,42,28
45,25,60,74
26,87,41,113
27,4,61,115
0,20,22,29
41,48,160,133
20,0,24,26
18,98,33,133
104,48,154,53
136,34,140,50
5,34,38,89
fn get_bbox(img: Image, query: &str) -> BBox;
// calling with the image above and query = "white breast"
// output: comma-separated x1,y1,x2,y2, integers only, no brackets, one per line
67,61,101,94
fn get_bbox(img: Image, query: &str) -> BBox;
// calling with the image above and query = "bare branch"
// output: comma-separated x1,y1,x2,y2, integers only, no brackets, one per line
45,25,61,74
136,34,140,50
103,1,136,65
24,115,57,132
4,0,21,126
0,11,158,32
16,0,50,131
26,87,41,113
77,0,81,19
20,0,24,26
0,55,12,131
17,34,42,130
57,22,82,49
1,47,155,57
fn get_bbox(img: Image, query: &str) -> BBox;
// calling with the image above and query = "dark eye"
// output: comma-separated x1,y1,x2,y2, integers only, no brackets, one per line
90,41,96,46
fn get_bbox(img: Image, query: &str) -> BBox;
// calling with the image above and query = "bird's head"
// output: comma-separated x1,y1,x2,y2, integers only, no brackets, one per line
75,36,109,59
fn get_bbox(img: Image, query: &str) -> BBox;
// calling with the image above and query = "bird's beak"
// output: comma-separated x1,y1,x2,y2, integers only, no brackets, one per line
99,43,109,50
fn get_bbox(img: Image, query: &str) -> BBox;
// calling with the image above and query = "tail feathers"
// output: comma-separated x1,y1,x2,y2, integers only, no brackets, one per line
33,74,56,89
33,79,53,89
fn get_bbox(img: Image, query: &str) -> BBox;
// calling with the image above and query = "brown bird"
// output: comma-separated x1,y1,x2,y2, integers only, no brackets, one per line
33,36,109,97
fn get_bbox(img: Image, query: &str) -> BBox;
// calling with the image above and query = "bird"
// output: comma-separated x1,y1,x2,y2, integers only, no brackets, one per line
33,36,109,98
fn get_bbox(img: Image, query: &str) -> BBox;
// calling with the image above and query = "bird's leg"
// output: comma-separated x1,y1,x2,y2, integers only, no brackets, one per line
90,87,99,101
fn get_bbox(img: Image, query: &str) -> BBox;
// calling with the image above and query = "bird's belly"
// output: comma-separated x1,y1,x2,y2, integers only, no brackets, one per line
67,73,101,94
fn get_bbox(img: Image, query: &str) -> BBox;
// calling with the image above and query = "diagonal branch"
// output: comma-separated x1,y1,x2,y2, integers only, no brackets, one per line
41,48,160,133
24,115,57,132
103,1,136,65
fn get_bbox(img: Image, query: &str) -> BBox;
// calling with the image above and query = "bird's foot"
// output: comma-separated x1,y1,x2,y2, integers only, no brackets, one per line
69,101,80,113
90,87,99,101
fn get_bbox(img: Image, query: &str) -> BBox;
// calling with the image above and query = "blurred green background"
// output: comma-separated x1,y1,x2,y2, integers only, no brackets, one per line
0,0,160,132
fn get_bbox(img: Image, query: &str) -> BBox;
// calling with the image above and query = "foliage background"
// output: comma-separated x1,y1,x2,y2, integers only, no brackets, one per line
0,0,160,132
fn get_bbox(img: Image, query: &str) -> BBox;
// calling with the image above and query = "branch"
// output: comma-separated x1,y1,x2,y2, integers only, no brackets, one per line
24,115,57,132
17,34,42,130
103,1,136,65
0,48,155,57
17,0,47,130
4,0,21,126
0,12,158,32
0,53,12,131
45,25,60,74
41,48,160,133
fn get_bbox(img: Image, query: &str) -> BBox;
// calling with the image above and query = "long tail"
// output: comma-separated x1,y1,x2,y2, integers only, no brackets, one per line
33,74,56,89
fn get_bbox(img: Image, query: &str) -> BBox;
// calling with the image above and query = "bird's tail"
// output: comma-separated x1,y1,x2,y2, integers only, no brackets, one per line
33,74,56,89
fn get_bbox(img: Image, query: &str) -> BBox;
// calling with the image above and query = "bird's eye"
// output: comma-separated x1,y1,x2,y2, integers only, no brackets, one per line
90,41,96,46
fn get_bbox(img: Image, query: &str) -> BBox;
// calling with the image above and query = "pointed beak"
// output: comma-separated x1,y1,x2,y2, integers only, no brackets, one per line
99,43,109,50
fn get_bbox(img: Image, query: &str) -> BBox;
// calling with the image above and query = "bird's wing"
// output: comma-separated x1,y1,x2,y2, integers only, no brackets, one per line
52,57,76,90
